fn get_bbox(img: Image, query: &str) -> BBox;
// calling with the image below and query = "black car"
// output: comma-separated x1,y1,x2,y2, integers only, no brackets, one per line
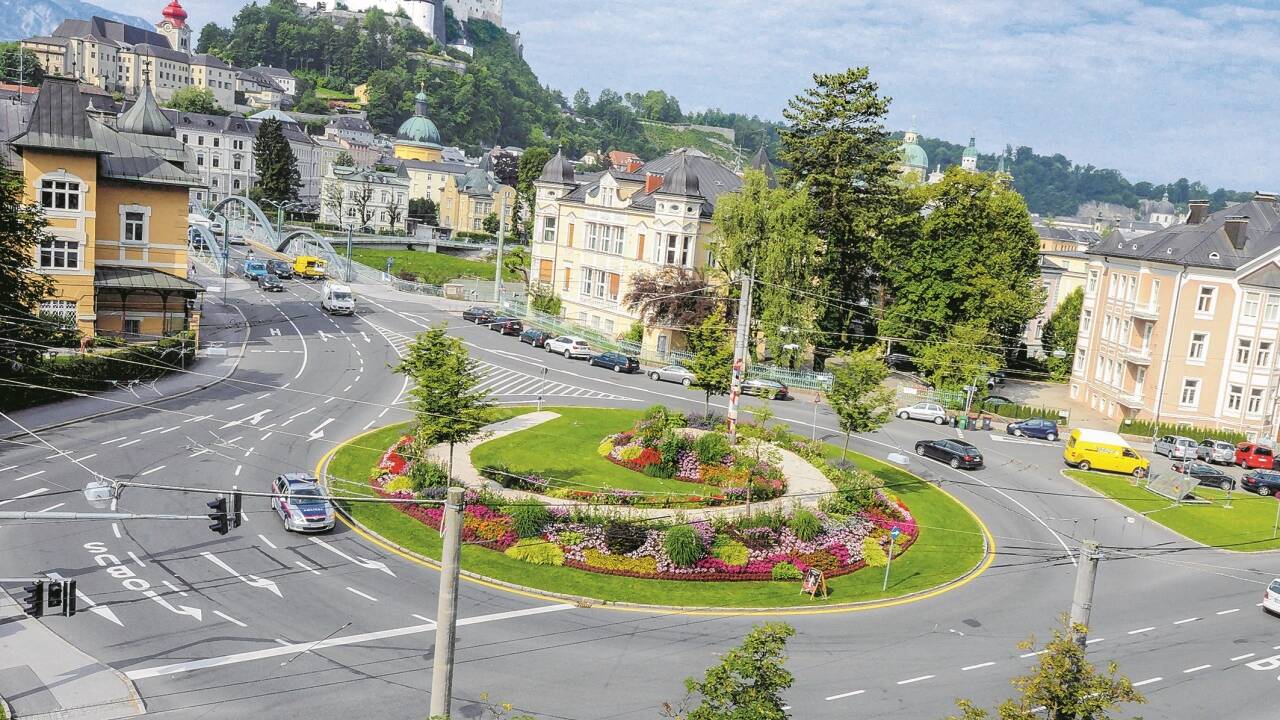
519,328,551,348
915,438,984,469
462,306,496,325
1241,470,1280,496
589,351,640,373
885,353,918,372
1172,461,1235,491
489,316,523,335
267,259,294,279
257,273,284,292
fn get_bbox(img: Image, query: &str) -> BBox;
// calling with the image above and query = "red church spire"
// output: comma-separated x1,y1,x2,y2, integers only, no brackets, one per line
161,0,188,27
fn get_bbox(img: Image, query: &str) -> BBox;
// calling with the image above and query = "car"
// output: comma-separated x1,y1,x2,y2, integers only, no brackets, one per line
545,335,591,359
267,259,295,279
589,351,639,373
984,395,1015,406
1241,470,1280,496
1196,439,1236,464
985,371,1007,390
257,273,284,292
885,353,918,372
228,234,246,246
650,364,696,386
270,473,335,532
915,438,984,469
1154,434,1197,459
1264,578,1280,616
462,306,496,325
1064,428,1149,478
1236,442,1276,470
1006,418,1059,441
741,378,789,399
519,328,552,348
896,401,949,425
489,316,523,336
209,220,225,234
1171,460,1235,491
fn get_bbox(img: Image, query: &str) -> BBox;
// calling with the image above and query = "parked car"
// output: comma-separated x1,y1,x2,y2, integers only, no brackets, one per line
741,378,789,399
915,438,984,469
1154,434,1198,459
462,306,496,325
1241,470,1280,496
896,401,949,425
545,335,592,359
519,328,552,348
649,364,696,386
257,273,284,292
267,259,295,279
885,353,918,372
1196,439,1236,464
1064,428,1149,478
1236,442,1276,470
984,395,1015,406
270,473,335,532
1006,418,1060,441
589,351,639,373
1171,460,1235,491
489,316,523,336
1264,578,1280,616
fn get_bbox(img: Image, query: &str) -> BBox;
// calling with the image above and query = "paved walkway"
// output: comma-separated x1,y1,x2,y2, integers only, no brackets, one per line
428,412,835,519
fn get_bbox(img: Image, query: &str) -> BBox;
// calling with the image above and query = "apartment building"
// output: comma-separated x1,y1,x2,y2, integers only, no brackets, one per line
319,165,409,234
1072,195,1280,439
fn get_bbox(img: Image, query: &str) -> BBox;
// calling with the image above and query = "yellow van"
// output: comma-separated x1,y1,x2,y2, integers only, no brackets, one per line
294,255,327,279
1064,428,1149,478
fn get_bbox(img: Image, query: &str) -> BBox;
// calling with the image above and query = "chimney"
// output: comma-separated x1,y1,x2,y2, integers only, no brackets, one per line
1186,199,1209,224
1253,192,1279,205
1225,216,1249,251
645,172,663,194
625,158,643,173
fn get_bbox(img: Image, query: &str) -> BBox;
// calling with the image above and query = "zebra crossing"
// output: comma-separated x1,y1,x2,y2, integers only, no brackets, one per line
365,320,637,402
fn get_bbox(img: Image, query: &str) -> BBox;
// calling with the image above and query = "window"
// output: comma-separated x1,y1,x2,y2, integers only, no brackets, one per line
1260,341,1275,368
196,153,204,166
1267,295,1280,323
39,178,81,211
1074,348,1085,374
211,156,220,168
1179,378,1200,407
1236,338,1253,365
1228,385,1243,412
197,135,204,146
661,233,694,267
585,222,624,254
122,211,145,243
1126,275,1136,301
1196,286,1216,314
232,154,242,170
38,238,80,269
232,179,241,191
1081,309,1092,333
212,137,220,148
1188,332,1207,361
541,216,556,244
40,299,76,321
1245,292,1261,319
182,133,188,143
1248,388,1266,415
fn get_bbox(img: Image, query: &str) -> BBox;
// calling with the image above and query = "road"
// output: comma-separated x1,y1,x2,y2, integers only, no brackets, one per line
2,253,1279,719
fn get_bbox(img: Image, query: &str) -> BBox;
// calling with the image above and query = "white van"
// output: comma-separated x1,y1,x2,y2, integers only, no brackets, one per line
321,282,355,315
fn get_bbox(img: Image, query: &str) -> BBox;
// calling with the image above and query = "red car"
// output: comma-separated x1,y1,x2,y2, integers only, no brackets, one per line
1235,442,1276,470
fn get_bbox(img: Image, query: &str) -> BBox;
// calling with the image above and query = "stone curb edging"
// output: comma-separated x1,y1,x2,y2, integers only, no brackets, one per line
1,694,11,720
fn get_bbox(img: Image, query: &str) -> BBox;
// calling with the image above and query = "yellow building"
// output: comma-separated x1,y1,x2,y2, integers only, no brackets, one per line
12,78,204,341
437,159,516,233
391,90,443,162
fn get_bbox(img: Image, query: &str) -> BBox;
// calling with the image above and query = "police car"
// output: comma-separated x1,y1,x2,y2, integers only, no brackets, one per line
270,473,335,532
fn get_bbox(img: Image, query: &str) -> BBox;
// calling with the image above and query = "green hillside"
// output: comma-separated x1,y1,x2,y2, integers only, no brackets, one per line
640,121,742,167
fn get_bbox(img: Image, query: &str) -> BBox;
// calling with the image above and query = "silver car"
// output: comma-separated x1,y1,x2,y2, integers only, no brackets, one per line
896,401,949,425
1196,438,1236,464
649,364,695,386
1154,434,1197,459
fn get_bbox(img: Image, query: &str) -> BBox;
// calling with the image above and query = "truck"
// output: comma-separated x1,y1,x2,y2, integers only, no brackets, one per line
242,258,268,280
320,282,355,315
294,255,327,280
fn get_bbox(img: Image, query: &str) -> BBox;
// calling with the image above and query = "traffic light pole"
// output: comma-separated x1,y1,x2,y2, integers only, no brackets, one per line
0,511,206,521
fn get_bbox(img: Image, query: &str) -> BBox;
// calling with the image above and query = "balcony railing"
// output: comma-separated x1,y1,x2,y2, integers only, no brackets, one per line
1118,391,1146,409
1124,346,1152,365
1130,303,1159,320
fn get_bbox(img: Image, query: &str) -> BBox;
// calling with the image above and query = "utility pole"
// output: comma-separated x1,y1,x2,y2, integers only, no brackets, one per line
429,486,464,718
1068,540,1100,647
345,225,355,283
493,194,507,304
726,266,753,445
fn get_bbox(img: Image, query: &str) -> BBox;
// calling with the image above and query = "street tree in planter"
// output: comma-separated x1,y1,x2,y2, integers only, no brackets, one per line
827,345,895,458
393,325,492,476
662,623,795,720
685,312,733,415
253,118,301,204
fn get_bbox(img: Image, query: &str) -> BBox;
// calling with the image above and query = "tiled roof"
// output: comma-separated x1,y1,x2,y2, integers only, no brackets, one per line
191,53,231,69
328,115,373,132
1089,197,1280,270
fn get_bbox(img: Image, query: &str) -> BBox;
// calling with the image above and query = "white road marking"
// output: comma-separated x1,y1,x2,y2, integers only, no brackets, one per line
47,572,122,626
234,464,242,476
124,604,576,680
343,384,352,392
139,465,166,476
0,465,16,472
346,587,378,602
1085,638,1105,645
158,426,179,434
36,503,65,513
189,449,210,458
362,420,375,430
117,438,142,448
13,470,45,482
224,436,243,445
143,589,202,621
112,522,121,538
294,561,320,575
243,446,255,457
962,662,995,671
1174,617,1200,625
323,396,337,404
1127,626,1156,635
258,534,278,549
261,432,274,440
1216,608,1239,615
1020,650,1048,658
897,675,934,685
126,551,146,568
162,580,189,597
0,487,47,505
360,331,370,343
139,427,164,435
201,552,283,598
274,638,289,646
213,610,248,628
1231,653,1256,662
411,614,434,624
75,453,97,461
282,407,316,426
226,403,245,410
257,393,271,400
307,418,335,441
101,436,127,445
183,414,212,424
1133,677,1162,687
1182,664,1211,674
308,537,396,576
825,690,865,701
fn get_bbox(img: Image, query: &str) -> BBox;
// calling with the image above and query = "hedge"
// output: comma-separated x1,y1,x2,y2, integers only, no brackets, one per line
1,336,196,411
978,399,1067,421
1118,419,1249,444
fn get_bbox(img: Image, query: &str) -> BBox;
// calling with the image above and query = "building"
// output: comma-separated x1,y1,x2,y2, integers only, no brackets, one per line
190,54,237,109
1142,192,1180,228
960,134,978,172
10,78,203,340
326,115,376,146
445,0,502,26
607,150,642,173
246,66,297,97
23,16,173,96
236,67,289,110
397,157,470,205
437,159,516,232
304,0,445,42
392,90,443,162
1071,194,1280,438
319,165,409,234
530,147,741,351
896,125,929,183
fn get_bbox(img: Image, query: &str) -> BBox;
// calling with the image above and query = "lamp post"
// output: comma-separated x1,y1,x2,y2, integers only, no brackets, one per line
259,199,304,245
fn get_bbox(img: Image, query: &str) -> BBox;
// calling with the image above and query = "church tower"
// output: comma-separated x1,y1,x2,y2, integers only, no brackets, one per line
156,0,191,53
961,133,978,172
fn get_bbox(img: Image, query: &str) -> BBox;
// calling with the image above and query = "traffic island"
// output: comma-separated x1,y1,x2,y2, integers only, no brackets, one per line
323,407,992,611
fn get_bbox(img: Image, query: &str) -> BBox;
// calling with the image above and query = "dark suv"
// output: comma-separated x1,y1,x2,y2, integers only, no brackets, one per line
257,273,284,292
489,316,523,336
519,328,551,347
267,259,294,279
589,351,639,373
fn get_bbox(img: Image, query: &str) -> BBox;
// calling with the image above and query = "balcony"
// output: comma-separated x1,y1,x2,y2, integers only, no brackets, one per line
1118,391,1146,409
1124,346,1152,365
1130,303,1159,321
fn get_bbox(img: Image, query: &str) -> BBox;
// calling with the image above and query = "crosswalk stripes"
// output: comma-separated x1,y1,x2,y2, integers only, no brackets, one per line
364,320,636,402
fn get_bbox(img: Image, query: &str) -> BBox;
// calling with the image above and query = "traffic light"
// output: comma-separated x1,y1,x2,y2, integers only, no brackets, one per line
231,491,243,529
61,580,77,617
45,579,76,617
21,580,44,618
46,579,62,613
207,495,229,535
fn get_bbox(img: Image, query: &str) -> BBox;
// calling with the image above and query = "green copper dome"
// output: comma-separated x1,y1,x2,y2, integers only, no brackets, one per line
962,135,978,158
396,91,441,146
899,140,928,169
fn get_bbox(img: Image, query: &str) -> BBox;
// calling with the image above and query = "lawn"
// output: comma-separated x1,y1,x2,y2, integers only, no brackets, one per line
350,248,520,285
1066,469,1280,551
327,407,989,608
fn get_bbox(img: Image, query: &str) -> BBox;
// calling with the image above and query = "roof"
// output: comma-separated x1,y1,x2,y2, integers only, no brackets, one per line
398,158,469,175
129,43,190,63
607,149,640,165
249,66,293,80
10,78,100,154
537,149,575,184
962,136,978,158
95,266,204,292
93,120,202,186
749,146,775,186
898,137,928,169
238,68,285,93
117,83,173,137
252,108,297,124
627,148,741,216
658,153,698,196
1074,428,1129,445
1089,196,1280,270
329,166,408,187
52,16,170,48
328,115,373,132
1239,262,1280,287
191,53,231,70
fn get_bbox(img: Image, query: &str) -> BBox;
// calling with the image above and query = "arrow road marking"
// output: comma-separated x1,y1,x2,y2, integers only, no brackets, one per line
281,407,315,427
142,589,203,621
0,488,47,506
307,418,335,442
308,537,396,577
47,572,122,627
318,330,331,343
201,552,283,598
219,409,272,430
269,328,281,336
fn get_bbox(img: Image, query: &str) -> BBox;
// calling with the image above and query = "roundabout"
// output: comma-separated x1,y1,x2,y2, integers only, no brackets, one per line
321,406,993,611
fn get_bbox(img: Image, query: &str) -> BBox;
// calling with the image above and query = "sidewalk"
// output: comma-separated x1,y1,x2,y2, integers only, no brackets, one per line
0,590,144,720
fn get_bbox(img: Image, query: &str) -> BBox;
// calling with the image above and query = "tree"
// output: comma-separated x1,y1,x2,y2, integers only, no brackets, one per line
0,157,59,366
572,88,591,115
624,267,719,328
685,312,733,415
530,289,561,316
322,182,345,224
502,245,528,283
947,616,1144,720
163,86,228,116
253,118,301,204
1041,287,1083,378
916,322,1001,396
662,623,795,720
333,150,354,167
827,346,895,458
780,67,901,352
408,197,438,225
483,211,500,234
386,194,403,231
195,23,231,54
0,42,44,85
293,92,329,114
351,184,374,227
492,151,518,188
393,325,492,475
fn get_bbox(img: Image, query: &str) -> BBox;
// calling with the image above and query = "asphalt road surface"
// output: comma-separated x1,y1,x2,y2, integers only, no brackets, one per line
2,252,1278,719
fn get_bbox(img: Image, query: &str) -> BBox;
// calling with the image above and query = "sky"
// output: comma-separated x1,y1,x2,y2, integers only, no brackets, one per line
110,0,1280,189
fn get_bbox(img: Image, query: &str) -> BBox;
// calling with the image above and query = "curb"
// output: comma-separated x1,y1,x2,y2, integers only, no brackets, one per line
319,426,996,616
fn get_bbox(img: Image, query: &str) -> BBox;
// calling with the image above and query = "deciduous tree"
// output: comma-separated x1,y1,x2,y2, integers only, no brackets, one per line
163,86,228,115
394,325,492,475
0,157,58,366
351,184,374,227
685,312,733,415
333,150,354,167
1041,287,1083,378
827,346,895,458
624,267,719,328
662,623,795,720
0,42,44,86
916,321,1001,396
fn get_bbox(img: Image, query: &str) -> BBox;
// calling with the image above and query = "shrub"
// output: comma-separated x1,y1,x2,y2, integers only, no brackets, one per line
504,538,565,566
862,536,889,568
582,549,659,574
642,462,675,479
664,525,704,567
658,431,688,466
408,459,450,492
685,412,724,430
738,508,786,532
507,502,550,538
790,509,822,542
477,463,511,485
797,550,840,574
619,445,643,461
604,522,647,555
693,432,731,465
711,537,749,567
1117,418,1247,444
771,562,802,581
597,440,614,457
557,530,584,546
738,526,779,550
382,475,414,494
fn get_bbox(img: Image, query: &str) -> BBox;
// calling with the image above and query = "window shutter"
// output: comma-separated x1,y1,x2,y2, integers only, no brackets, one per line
567,223,574,247
608,273,620,298
636,233,645,260
538,259,552,283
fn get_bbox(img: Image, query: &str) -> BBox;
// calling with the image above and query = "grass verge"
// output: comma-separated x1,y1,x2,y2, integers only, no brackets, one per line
1066,469,1280,551
351,248,519,285
327,408,988,608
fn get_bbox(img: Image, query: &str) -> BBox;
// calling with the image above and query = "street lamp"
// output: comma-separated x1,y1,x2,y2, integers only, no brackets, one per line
258,199,304,244
342,222,373,282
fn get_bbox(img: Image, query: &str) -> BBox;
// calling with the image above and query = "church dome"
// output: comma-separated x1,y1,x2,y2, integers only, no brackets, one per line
161,0,188,27
117,82,173,137
962,135,978,159
1153,192,1176,214
538,149,576,184
396,91,441,146
898,139,928,170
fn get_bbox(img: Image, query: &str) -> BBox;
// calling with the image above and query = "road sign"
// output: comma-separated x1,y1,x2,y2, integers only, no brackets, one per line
801,567,828,599
890,526,901,540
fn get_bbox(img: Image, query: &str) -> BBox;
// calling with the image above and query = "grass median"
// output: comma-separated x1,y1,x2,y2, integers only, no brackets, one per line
350,248,520,285
327,408,989,608
1065,469,1280,551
